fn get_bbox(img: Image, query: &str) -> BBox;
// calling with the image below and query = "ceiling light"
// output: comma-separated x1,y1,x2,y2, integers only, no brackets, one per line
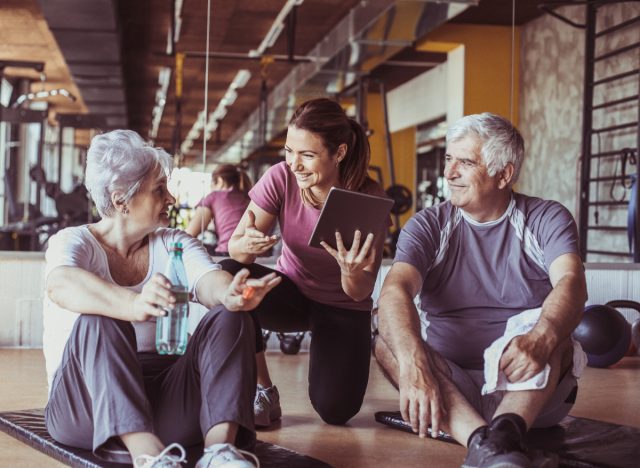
12,88,77,108
205,119,218,133
249,0,304,57
149,67,172,142
212,106,227,121
179,69,246,153
222,89,238,106
231,69,251,89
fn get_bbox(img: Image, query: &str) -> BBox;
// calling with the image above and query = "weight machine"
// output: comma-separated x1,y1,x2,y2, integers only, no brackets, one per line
0,60,102,251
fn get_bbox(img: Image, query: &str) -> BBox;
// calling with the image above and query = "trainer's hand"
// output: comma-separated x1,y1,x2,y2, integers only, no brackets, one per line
398,359,447,439
321,230,376,275
499,332,551,383
222,268,281,311
129,273,175,321
238,210,279,255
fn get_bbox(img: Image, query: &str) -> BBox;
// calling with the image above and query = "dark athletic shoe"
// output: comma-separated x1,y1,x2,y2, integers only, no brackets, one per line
254,384,282,428
462,426,532,468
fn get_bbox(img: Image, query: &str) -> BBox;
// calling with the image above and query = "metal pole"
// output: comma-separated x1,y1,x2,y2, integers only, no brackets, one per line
35,117,45,213
355,76,365,127
634,63,640,262
578,3,597,261
378,80,396,186
57,124,63,192
286,6,298,63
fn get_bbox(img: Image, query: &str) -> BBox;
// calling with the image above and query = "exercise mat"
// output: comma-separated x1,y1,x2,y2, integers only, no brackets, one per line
375,410,639,468
0,408,331,468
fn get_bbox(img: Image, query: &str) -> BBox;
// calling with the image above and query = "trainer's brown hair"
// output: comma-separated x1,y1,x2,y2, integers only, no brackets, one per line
288,98,372,207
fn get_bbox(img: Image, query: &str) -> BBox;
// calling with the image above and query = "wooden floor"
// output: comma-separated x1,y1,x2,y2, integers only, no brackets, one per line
0,349,639,467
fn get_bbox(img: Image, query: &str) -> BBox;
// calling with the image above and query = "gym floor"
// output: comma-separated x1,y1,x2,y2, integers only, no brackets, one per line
0,349,639,467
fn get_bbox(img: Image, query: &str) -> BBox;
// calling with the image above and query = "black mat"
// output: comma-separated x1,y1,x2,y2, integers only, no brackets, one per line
0,409,331,468
375,411,640,468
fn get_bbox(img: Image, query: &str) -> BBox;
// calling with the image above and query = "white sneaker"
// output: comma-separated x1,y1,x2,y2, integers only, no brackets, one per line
196,443,260,468
134,443,186,468
254,384,282,428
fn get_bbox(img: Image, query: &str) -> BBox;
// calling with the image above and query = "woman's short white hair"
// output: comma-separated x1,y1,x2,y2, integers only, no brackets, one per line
85,130,173,217
446,113,524,185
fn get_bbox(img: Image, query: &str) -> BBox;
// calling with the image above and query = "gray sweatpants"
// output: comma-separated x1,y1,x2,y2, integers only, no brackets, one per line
44,306,256,463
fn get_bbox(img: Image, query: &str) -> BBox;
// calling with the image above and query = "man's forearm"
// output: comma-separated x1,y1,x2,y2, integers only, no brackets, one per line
378,288,429,368
535,272,587,348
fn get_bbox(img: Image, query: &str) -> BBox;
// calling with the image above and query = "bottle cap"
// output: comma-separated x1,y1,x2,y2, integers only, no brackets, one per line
170,241,183,251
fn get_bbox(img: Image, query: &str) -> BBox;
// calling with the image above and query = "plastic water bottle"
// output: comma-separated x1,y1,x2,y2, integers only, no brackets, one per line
156,241,189,355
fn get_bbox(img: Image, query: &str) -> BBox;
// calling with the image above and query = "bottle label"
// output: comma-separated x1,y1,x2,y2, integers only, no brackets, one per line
171,288,189,303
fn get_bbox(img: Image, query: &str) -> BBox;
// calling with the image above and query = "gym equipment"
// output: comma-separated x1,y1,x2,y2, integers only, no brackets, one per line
262,330,272,350
631,319,640,356
30,166,90,223
605,300,640,356
276,332,306,355
375,410,640,468
572,304,631,368
374,411,456,443
385,184,413,215
0,408,330,468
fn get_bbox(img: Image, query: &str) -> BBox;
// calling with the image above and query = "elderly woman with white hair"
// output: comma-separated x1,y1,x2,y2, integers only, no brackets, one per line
42,130,280,468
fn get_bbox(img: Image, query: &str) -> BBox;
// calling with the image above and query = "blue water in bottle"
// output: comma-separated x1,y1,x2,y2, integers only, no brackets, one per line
156,242,189,355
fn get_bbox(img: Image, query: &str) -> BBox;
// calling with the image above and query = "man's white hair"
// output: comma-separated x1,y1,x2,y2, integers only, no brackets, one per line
446,112,524,185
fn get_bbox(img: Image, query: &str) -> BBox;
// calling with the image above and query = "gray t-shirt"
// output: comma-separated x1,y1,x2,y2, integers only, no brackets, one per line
395,192,579,369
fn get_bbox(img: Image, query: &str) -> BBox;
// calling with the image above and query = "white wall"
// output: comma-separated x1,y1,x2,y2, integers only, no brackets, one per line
387,45,465,133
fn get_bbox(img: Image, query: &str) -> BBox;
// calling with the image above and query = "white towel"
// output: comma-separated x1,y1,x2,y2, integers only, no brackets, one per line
481,307,587,395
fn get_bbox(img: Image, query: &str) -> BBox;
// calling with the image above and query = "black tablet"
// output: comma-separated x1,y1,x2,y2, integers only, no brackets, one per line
308,187,393,250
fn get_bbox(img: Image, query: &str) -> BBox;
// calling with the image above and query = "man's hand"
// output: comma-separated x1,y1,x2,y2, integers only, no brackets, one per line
222,268,281,311
499,331,552,383
398,357,447,439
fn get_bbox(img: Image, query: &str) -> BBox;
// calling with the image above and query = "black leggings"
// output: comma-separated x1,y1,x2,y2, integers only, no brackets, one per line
219,259,372,425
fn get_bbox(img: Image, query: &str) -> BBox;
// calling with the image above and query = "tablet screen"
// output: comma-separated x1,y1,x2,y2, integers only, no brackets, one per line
308,187,393,250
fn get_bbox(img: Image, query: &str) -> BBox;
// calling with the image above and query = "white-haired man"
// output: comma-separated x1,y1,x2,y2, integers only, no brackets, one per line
375,113,587,467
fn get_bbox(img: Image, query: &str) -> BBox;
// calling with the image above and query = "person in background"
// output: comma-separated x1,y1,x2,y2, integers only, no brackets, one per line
186,164,252,256
43,130,280,468
225,98,389,428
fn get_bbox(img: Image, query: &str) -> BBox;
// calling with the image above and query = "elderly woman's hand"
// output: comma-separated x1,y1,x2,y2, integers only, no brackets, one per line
238,210,279,256
222,268,281,312
128,273,175,322
321,230,377,277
